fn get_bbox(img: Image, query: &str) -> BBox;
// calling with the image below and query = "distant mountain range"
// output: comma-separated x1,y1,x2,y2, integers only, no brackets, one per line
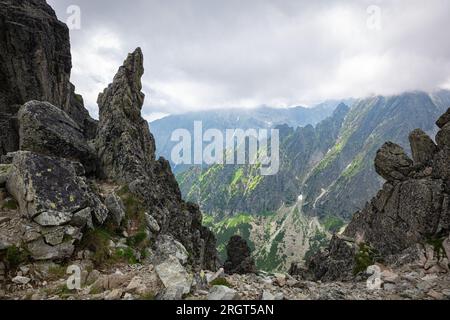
173,90,450,271
150,99,355,173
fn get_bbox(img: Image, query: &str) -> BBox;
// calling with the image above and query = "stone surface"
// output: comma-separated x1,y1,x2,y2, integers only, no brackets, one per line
207,285,239,300
105,192,125,225
224,235,256,275
6,151,106,223
436,108,450,129
17,101,96,173
155,256,192,294
375,142,413,182
408,129,437,166
0,0,95,155
153,234,189,266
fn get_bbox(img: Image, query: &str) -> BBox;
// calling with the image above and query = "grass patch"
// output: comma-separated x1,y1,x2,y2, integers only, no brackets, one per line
79,228,113,266
4,246,30,269
210,278,232,288
2,198,18,210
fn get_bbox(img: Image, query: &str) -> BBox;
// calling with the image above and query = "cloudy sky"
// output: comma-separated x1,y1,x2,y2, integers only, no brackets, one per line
47,0,450,121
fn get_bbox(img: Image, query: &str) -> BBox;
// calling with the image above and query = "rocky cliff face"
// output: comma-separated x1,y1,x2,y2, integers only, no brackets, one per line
0,0,95,155
305,108,450,281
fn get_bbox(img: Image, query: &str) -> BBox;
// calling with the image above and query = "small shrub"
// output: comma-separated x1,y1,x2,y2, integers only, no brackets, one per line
426,236,446,260
210,278,232,288
2,198,18,210
114,247,138,265
48,265,68,281
79,228,113,266
5,246,29,269
353,243,379,275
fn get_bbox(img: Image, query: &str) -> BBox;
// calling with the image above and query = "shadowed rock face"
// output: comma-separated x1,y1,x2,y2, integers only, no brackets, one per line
224,235,256,275
96,48,156,183
304,109,450,281
18,101,97,174
95,48,218,271
0,0,95,155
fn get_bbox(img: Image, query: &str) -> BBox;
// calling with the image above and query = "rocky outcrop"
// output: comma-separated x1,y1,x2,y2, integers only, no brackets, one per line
95,48,217,271
306,109,450,281
224,236,256,275
0,0,95,155
374,142,413,182
96,48,155,182
4,151,108,260
17,101,97,174
409,129,437,166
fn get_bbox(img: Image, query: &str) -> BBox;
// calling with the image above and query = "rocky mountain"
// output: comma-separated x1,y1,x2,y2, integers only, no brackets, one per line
0,0,96,156
178,91,449,271
150,99,354,172
0,0,218,300
302,108,450,283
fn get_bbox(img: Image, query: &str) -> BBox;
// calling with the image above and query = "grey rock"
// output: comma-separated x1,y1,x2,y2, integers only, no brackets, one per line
71,208,94,229
375,142,413,182
145,213,160,233
96,48,155,183
27,238,75,261
153,234,188,266
12,276,31,285
261,290,284,300
408,129,437,165
6,151,106,224
436,123,450,150
157,286,184,300
155,255,192,295
207,286,239,300
436,108,450,129
0,0,95,155
224,235,256,275
105,192,125,225
18,101,96,174
34,211,72,227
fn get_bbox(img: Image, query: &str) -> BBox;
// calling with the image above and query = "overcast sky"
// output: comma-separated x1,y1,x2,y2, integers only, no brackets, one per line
47,0,450,121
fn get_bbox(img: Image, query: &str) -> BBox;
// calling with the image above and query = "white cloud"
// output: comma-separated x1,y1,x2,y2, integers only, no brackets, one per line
47,0,450,118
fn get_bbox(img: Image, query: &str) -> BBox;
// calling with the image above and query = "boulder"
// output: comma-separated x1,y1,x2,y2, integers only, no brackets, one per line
436,123,450,150
436,108,450,129
408,129,437,165
105,192,125,225
224,235,256,275
6,151,106,224
145,213,160,234
207,286,239,300
27,238,75,261
153,234,188,266
17,101,96,174
156,286,184,300
375,142,413,182
155,255,192,295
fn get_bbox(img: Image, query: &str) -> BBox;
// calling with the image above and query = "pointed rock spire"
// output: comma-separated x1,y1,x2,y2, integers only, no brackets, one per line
96,48,156,182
